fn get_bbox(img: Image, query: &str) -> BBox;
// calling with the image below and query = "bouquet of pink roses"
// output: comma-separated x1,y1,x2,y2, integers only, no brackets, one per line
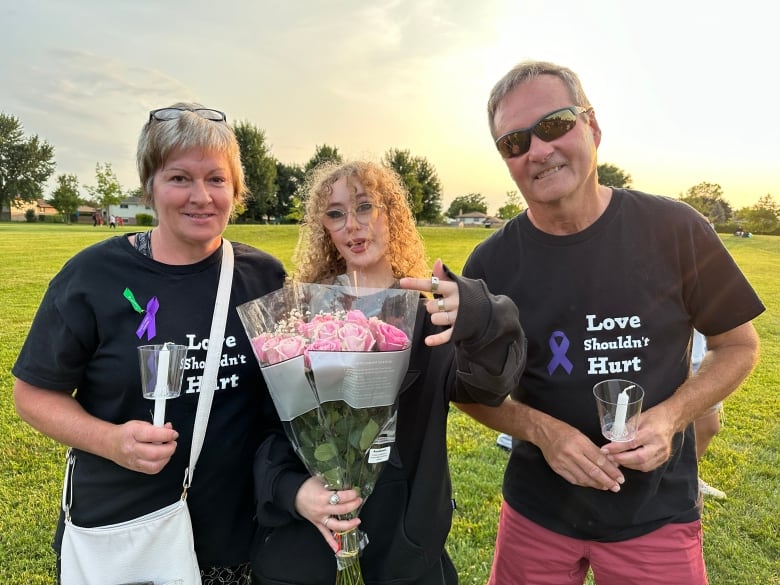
237,281,419,585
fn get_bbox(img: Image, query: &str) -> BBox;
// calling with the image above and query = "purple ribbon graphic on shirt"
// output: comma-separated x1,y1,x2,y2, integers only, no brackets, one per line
547,330,573,375
136,296,160,341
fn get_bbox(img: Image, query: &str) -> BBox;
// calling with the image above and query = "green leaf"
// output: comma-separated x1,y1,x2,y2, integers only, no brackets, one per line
314,442,339,462
359,418,380,451
322,467,345,489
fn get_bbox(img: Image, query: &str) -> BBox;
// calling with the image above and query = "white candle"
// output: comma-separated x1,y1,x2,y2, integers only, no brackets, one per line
153,344,170,426
611,386,632,439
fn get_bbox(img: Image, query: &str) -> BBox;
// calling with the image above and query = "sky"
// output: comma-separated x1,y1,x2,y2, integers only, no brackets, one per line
2,0,777,215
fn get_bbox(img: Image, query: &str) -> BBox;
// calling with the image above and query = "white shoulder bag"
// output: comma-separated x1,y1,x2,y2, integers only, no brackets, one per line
60,240,234,585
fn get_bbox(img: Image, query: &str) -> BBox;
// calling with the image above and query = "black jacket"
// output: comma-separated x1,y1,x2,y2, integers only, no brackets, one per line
251,271,526,584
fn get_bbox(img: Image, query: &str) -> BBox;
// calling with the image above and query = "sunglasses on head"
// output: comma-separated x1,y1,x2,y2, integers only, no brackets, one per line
149,107,227,123
495,106,591,159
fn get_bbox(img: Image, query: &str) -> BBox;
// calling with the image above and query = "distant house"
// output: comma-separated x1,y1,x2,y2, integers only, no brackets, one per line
108,197,155,226
2,199,29,221
35,199,58,218
7,198,59,221
78,205,97,214
453,211,488,226
445,211,506,228
30,199,98,223
75,204,98,224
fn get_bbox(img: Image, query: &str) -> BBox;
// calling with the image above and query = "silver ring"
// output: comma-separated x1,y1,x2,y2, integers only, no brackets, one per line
329,492,340,505
436,298,446,312
445,311,451,326
430,276,440,293
323,516,331,527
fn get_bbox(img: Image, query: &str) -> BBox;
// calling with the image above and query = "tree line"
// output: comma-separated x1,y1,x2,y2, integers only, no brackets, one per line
0,113,447,225
447,164,779,234
2,112,778,233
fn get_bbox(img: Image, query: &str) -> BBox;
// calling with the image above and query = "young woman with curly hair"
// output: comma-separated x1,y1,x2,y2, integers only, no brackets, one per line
251,160,526,585
293,160,429,286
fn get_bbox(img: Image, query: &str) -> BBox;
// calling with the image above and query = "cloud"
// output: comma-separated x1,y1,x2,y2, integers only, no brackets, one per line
1,0,776,208
3,45,203,189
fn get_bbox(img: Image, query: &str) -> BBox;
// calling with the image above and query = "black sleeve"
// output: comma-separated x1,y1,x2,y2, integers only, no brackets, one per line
444,265,526,405
253,430,310,526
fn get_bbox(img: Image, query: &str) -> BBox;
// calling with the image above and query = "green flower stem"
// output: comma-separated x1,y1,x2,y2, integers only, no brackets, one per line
285,400,397,584
335,527,365,585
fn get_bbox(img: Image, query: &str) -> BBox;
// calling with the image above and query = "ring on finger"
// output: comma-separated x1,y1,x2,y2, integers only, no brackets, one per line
323,516,331,528
436,298,446,312
329,492,340,505
430,275,440,293
445,311,451,326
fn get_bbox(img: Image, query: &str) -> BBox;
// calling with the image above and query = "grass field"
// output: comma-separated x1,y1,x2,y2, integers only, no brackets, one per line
1,223,778,584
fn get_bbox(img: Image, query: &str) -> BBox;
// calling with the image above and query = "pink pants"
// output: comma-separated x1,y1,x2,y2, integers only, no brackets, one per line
488,501,708,585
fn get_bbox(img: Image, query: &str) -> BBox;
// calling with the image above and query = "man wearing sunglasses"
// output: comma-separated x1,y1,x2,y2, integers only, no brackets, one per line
456,60,764,584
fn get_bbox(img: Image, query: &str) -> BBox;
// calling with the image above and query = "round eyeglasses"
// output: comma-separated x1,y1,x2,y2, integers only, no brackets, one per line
322,201,383,232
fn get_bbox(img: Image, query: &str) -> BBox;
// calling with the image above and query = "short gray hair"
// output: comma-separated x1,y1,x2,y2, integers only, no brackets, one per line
487,60,592,139
136,102,247,207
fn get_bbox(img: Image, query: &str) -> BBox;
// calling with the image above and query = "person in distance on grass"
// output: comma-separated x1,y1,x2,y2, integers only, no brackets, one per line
12,102,286,584
456,60,764,584
250,160,526,585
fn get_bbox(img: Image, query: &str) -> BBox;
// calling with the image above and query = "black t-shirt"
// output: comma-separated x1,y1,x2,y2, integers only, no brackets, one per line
13,236,286,566
463,189,765,541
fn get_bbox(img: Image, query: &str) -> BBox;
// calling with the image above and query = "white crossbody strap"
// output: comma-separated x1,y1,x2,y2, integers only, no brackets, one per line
184,239,234,489
62,240,235,513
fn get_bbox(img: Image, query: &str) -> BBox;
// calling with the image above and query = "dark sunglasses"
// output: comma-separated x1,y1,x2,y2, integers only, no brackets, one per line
149,107,227,122
495,106,590,159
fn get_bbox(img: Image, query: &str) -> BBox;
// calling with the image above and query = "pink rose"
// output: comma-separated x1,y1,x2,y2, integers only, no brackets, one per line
303,315,342,341
263,335,307,365
297,314,329,337
369,319,410,351
344,309,370,327
293,317,311,337
250,333,273,363
338,322,375,351
303,338,343,368
307,338,343,353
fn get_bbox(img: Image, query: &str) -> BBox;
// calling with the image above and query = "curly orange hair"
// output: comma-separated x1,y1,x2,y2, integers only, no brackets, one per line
293,161,429,283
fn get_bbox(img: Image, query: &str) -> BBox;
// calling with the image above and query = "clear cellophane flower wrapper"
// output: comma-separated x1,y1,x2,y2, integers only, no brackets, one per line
237,282,419,585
